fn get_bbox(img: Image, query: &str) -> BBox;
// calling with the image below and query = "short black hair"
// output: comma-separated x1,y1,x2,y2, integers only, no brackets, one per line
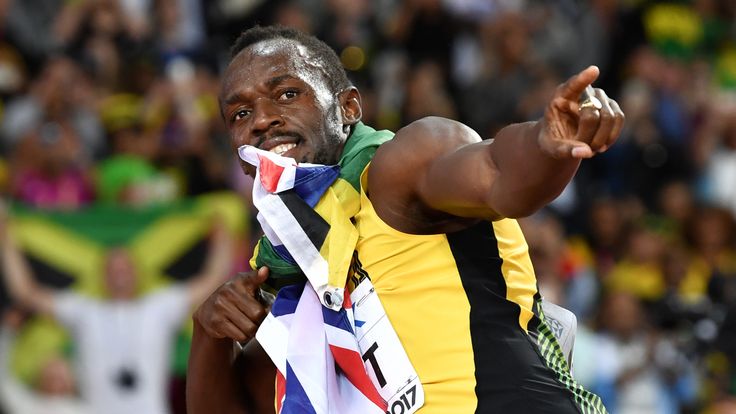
231,25,351,96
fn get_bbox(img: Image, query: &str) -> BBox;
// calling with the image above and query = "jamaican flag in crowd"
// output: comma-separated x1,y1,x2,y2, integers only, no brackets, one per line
1,191,248,382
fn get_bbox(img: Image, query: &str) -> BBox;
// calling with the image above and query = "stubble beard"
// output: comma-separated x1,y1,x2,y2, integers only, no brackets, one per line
307,108,347,165
309,128,344,165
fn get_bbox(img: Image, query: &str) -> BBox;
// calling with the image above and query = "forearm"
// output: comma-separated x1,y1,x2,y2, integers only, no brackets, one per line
1,233,38,306
487,121,581,218
187,319,249,414
188,225,234,306
202,225,234,277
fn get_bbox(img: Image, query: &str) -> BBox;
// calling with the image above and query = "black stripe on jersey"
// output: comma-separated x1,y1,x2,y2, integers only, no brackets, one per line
278,190,329,249
447,221,581,413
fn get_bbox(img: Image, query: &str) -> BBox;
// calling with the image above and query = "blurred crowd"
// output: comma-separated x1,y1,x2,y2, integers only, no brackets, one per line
0,0,736,413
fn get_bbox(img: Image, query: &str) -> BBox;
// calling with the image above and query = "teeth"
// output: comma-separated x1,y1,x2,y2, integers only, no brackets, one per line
269,143,297,155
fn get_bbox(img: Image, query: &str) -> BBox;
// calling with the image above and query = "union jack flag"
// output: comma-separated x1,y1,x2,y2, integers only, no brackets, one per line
239,145,387,413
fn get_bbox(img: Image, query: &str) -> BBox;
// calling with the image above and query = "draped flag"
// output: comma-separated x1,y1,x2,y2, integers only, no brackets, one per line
240,145,388,414
258,283,387,414
246,123,395,296
238,146,348,310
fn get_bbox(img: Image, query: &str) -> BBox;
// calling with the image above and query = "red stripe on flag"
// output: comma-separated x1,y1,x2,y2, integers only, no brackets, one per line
276,370,286,413
259,155,286,193
329,344,387,410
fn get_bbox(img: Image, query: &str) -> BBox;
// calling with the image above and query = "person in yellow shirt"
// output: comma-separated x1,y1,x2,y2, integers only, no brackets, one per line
187,25,624,413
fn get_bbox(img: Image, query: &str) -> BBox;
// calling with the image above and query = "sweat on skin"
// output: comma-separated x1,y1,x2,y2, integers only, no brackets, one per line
220,39,350,166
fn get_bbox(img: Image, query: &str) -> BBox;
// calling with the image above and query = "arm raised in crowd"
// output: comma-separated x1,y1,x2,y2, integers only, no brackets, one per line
0,218,57,316
368,66,624,234
185,216,236,308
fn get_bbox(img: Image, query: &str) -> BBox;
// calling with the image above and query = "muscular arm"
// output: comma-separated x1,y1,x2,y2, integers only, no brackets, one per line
186,268,275,414
187,321,275,414
369,66,624,233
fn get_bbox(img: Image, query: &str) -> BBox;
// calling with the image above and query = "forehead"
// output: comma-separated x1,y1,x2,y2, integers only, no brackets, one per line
222,38,336,110
249,37,310,58
223,39,326,91
107,249,133,264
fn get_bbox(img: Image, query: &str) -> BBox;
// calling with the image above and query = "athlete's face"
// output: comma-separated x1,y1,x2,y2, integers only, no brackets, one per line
220,39,355,176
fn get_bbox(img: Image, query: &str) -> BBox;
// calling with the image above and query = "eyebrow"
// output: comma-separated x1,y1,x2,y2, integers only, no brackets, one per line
223,74,299,106
266,74,298,89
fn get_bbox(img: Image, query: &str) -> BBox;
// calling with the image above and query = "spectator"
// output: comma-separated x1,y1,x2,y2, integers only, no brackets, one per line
590,291,698,413
521,212,600,321
1,212,234,414
0,56,104,159
9,119,95,210
0,307,92,414
606,220,667,302
685,205,736,277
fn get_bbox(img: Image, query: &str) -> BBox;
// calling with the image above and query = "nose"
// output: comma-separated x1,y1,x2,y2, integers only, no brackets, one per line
250,98,284,139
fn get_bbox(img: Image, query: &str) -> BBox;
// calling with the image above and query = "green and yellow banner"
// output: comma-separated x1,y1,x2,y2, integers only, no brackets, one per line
4,191,249,381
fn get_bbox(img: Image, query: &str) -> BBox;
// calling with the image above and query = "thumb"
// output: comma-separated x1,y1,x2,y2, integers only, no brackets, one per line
235,267,270,294
570,143,594,159
255,266,270,284
542,137,594,159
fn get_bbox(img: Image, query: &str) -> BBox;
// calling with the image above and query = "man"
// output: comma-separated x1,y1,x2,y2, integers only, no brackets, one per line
1,307,92,414
187,25,623,413
1,215,234,414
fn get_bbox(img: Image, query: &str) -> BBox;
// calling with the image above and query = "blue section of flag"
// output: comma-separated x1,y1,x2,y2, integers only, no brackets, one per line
293,165,340,207
322,305,355,335
283,362,318,414
271,283,306,317
273,244,297,264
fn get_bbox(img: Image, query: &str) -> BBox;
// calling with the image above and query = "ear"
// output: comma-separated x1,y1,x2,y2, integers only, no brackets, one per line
338,87,362,127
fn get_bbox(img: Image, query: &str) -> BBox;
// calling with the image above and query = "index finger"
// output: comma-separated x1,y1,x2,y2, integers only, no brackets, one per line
558,65,600,101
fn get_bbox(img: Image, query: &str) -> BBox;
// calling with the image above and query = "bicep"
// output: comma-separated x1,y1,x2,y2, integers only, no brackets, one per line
369,117,502,230
417,139,501,220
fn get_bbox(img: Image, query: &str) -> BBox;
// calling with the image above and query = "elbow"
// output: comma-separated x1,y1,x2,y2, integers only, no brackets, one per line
489,190,556,219
7,286,33,308
495,204,541,220
488,177,567,219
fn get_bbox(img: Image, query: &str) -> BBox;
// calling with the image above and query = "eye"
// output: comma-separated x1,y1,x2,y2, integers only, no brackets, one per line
278,89,299,101
231,109,251,122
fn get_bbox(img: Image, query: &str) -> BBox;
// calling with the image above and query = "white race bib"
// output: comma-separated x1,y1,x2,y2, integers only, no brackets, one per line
351,278,425,414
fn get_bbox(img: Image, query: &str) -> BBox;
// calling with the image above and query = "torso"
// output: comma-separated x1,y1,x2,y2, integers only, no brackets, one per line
55,288,188,414
354,167,547,413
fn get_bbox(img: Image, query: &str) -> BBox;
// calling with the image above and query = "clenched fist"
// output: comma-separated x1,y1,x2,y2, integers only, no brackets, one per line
193,267,270,343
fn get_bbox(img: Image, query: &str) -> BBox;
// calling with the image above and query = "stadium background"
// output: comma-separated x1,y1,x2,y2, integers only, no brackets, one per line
1,0,736,412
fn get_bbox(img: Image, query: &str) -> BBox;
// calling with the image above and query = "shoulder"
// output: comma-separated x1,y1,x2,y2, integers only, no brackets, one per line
374,117,482,165
53,291,97,326
143,285,188,307
141,285,190,323
370,117,481,189
366,117,484,233
54,291,92,312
